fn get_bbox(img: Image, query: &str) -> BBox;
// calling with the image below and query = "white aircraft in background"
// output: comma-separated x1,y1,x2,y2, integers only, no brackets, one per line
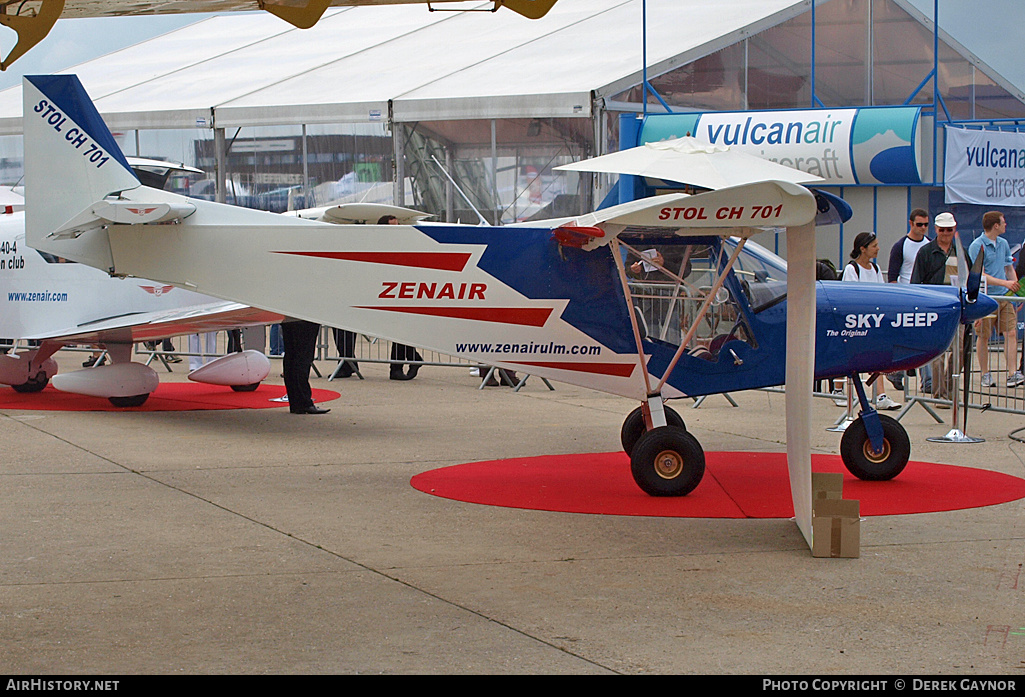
0,0,558,70
0,158,281,406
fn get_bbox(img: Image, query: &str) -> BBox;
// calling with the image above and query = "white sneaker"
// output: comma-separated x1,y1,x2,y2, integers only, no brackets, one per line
875,394,900,410
1008,371,1025,388
831,389,847,407
981,373,995,388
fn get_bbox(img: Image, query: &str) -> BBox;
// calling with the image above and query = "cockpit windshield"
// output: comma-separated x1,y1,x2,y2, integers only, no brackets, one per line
722,237,788,312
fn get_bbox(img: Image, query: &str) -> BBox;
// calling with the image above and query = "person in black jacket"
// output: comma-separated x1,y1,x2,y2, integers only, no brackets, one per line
910,212,960,399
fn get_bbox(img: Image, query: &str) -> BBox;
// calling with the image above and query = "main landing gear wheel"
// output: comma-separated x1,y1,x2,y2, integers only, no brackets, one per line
630,425,705,497
840,414,911,481
231,382,261,392
621,405,685,456
11,374,48,393
108,394,150,408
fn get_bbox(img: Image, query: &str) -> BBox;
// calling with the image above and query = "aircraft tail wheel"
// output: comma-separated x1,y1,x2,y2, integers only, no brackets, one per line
621,404,685,456
231,382,261,392
839,413,910,481
630,425,705,497
108,393,150,408
11,374,49,393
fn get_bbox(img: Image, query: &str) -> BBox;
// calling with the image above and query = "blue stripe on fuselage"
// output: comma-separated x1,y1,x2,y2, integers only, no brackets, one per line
416,225,636,354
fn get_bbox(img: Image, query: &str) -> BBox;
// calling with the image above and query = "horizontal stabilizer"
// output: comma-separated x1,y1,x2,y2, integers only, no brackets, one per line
51,200,196,239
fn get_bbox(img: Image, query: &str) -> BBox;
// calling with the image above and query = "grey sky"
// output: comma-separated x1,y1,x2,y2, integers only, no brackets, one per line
0,1,1018,94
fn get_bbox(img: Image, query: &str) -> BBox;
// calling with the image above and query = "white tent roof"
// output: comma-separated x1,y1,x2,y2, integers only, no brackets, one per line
0,0,809,133
1,0,1017,136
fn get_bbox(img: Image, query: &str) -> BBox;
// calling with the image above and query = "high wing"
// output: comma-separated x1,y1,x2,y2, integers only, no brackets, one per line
0,0,558,69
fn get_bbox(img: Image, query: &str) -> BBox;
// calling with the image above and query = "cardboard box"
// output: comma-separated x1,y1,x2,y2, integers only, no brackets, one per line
812,498,860,558
812,472,844,501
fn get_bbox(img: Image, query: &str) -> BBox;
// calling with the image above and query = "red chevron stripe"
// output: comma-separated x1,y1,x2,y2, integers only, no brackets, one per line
273,251,471,271
355,306,552,327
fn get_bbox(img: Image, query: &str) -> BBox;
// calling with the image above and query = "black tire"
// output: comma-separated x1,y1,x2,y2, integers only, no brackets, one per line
840,413,911,481
621,404,685,456
231,382,260,392
11,374,48,393
630,426,705,497
108,393,150,408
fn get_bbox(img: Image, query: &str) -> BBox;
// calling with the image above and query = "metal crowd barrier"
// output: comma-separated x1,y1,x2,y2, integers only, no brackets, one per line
897,296,1025,422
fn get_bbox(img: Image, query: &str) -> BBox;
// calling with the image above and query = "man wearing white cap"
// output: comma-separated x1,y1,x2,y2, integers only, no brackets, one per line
969,211,1022,388
910,212,962,401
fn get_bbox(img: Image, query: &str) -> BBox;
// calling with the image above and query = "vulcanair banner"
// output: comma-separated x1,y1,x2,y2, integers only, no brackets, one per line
638,106,923,186
944,126,1025,205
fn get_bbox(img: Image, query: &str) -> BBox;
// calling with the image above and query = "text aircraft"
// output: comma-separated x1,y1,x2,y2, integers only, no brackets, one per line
22,75,996,549
0,0,558,70
0,159,281,406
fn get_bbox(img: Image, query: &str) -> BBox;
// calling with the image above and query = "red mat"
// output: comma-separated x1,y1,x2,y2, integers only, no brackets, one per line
411,452,1025,518
0,383,340,411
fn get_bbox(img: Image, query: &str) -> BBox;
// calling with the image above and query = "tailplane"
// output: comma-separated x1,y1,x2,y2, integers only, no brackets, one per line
23,74,141,271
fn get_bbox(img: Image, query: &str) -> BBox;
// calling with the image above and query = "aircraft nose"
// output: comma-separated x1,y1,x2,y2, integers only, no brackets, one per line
963,292,1000,323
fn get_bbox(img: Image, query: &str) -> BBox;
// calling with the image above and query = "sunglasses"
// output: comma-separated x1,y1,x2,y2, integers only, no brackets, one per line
936,227,955,232
913,222,928,227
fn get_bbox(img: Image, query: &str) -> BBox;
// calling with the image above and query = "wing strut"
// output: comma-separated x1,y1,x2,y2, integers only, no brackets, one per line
0,0,64,71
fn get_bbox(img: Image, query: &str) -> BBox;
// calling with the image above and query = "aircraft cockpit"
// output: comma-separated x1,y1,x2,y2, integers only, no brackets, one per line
619,234,786,367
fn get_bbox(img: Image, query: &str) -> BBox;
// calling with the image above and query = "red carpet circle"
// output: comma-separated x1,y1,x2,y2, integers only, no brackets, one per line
410,452,1025,518
0,383,340,411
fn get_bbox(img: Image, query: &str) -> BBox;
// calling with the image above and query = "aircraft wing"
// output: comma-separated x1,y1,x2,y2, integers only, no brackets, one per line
0,0,558,69
516,181,818,250
27,300,283,346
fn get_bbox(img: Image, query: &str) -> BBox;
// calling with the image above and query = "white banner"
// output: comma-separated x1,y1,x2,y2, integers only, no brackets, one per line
945,126,1025,205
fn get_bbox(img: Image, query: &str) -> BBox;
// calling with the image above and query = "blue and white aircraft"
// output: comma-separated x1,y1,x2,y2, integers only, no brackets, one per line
20,74,996,549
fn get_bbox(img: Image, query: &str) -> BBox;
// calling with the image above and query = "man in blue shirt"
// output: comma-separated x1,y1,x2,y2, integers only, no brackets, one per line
968,211,1022,388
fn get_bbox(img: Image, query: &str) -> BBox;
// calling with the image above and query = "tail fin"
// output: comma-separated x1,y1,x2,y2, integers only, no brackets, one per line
23,74,140,271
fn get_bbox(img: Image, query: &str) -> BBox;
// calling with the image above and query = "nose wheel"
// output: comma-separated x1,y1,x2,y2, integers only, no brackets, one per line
839,413,910,481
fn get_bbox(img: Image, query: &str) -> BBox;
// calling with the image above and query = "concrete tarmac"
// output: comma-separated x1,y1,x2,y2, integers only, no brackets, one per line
3,353,1025,675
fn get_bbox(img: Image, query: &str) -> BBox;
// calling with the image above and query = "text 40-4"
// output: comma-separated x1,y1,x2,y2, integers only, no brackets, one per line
751,204,784,219
83,143,109,168
0,239,16,254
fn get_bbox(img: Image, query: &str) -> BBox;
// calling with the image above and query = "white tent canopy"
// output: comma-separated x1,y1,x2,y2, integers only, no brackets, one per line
0,0,811,133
